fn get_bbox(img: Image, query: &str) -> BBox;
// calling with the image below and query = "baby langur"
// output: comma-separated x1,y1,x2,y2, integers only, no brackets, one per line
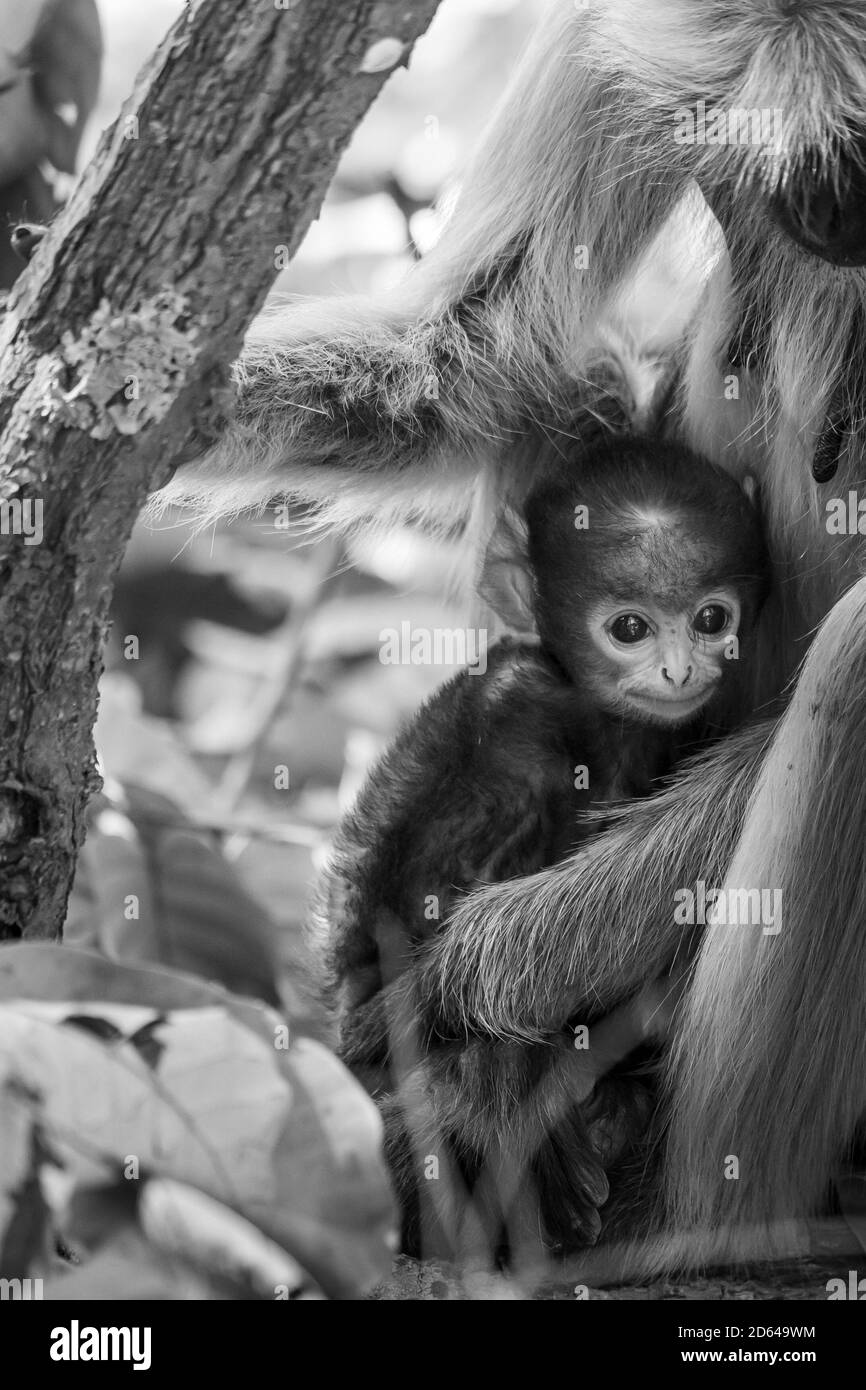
515,437,767,742
321,435,770,1253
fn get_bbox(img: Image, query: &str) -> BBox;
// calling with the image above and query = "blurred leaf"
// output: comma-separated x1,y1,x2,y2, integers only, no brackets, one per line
48,1187,323,1299
139,1178,324,1298
0,1080,51,1278
31,0,102,172
109,564,288,718
66,782,281,1006
49,1179,326,1298
94,673,215,813
0,0,101,182
45,1225,222,1300
0,944,396,1298
305,591,465,664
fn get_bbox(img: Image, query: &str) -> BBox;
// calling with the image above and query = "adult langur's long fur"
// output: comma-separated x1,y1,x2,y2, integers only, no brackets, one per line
163,0,866,1273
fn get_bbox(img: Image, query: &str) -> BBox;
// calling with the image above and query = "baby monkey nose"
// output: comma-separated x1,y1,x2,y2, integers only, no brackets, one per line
662,663,692,688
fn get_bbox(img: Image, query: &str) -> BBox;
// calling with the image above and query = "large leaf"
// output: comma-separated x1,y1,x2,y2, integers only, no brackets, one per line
0,944,395,1299
0,0,101,182
0,1080,52,1279
66,784,282,1006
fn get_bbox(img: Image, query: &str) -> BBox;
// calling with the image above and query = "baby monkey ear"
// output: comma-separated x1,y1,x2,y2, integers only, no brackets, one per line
478,504,537,634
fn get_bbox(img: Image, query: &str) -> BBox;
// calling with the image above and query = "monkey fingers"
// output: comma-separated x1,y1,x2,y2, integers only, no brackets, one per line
487,1045,616,1256
584,1074,656,1169
434,1033,612,1251
526,1109,609,1253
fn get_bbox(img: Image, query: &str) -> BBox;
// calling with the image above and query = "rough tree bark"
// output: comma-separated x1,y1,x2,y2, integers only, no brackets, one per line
0,0,441,941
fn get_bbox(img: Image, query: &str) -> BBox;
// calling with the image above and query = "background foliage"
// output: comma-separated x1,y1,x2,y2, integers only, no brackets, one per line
0,0,546,1300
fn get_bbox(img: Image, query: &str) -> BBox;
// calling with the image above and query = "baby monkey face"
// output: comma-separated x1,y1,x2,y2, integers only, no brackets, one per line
586,586,743,725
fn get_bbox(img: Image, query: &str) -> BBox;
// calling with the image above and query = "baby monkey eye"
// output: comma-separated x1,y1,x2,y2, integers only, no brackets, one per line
609,613,651,644
693,603,730,636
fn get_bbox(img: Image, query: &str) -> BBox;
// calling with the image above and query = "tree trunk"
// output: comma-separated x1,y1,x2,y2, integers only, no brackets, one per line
0,0,441,941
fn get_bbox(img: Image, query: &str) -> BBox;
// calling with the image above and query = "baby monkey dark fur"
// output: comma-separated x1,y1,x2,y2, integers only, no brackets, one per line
319,436,769,1257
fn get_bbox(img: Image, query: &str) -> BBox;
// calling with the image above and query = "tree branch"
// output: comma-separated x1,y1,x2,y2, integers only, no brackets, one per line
0,0,441,940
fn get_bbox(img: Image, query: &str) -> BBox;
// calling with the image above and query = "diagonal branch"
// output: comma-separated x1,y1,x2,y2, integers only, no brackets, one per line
0,0,441,940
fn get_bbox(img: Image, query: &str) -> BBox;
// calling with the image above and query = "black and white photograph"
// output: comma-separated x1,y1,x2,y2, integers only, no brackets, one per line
0,0,864,1357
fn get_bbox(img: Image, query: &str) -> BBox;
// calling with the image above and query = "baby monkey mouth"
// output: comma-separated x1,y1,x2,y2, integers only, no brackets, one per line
625,689,714,723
